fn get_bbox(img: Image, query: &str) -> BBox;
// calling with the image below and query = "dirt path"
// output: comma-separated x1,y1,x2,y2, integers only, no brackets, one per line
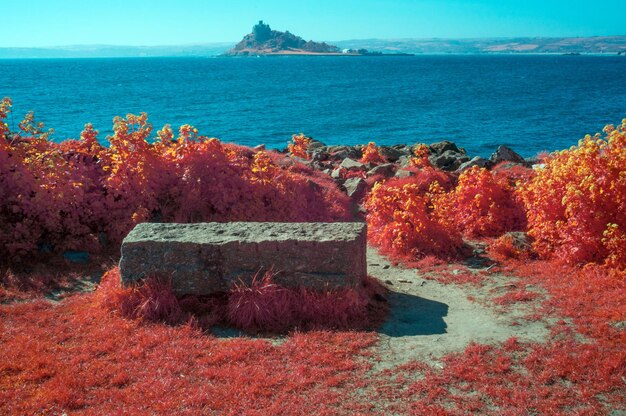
367,247,549,370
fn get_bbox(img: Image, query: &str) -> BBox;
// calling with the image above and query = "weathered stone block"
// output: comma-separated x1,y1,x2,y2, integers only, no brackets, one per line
119,222,367,295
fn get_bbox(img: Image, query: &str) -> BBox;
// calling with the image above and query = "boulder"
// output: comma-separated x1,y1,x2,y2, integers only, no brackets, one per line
342,177,368,199
119,222,367,295
310,149,329,162
330,150,350,161
339,158,366,170
379,146,403,162
328,145,361,159
331,168,343,179
428,141,463,156
307,140,326,151
395,169,415,178
429,150,470,171
367,163,396,178
457,156,491,172
397,155,413,168
490,145,525,164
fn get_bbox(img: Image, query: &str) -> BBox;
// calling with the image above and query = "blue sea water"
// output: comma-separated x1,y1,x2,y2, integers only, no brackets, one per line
1,55,625,157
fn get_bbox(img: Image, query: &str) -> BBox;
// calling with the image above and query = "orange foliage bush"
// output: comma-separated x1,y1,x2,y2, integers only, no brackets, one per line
287,133,311,159
519,119,626,270
360,141,386,164
0,100,350,260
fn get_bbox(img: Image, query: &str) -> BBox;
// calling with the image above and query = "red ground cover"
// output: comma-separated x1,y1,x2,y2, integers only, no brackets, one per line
96,267,387,333
0,294,378,415
2,103,625,414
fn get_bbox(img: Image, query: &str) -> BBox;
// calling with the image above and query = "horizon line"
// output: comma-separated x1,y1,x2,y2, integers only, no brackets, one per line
3,34,626,49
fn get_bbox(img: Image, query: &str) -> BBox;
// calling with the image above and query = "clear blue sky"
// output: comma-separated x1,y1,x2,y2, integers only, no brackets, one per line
2,0,625,47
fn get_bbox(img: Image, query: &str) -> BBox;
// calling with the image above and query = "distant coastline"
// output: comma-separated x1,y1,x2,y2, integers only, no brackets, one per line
1,34,625,59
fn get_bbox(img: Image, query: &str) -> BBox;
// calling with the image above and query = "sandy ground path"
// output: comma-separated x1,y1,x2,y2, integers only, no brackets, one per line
366,247,550,370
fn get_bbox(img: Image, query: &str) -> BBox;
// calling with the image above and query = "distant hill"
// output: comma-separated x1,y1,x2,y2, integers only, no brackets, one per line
334,36,626,54
0,43,234,59
224,21,341,56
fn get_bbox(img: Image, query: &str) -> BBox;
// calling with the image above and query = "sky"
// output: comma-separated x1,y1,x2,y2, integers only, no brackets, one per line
2,0,625,47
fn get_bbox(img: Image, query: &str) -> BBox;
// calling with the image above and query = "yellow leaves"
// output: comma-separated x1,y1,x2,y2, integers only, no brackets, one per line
251,151,279,184
157,124,174,142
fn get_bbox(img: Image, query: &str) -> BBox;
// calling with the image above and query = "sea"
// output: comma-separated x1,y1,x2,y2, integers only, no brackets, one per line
2,55,625,158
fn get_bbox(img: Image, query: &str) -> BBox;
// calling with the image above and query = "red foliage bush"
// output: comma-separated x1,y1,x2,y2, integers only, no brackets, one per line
364,168,463,261
364,163,529,260
0,102,351,261
442,166,528,238
488,233,535,261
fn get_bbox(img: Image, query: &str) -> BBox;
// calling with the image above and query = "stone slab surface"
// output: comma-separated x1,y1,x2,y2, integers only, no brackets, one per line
119,222,367,295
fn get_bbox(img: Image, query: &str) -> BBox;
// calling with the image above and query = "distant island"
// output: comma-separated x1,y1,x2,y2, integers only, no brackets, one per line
223,21,413,56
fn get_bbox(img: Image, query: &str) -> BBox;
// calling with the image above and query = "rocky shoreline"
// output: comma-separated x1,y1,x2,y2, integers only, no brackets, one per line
272,139,536,199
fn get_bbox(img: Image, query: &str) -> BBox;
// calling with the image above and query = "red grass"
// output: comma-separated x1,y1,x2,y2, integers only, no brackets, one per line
422,265,485,286
97,268,186,324
0,295,378,415
97,267,386,334
492,289,539,306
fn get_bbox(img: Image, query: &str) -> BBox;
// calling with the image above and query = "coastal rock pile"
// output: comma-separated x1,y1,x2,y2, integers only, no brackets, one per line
273,137,531,201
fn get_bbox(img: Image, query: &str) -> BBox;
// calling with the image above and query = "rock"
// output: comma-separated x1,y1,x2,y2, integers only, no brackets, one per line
395,169,415,178
330,146,361,160
120,222,367,295
331,168,343,179
330,150,350,161
63,251,90,264
490,145,525,164
428,141,463,156
379,146,403,162
391,144,413,155
457,156,491,172
367,163,396,178
397,155,413,168
339,158,366,170
310,149,329,162
307,140,326,151
342,177,368,199
429,150,470,171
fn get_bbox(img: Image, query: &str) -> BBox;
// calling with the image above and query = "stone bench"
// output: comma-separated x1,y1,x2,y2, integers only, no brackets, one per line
119,222,367,295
